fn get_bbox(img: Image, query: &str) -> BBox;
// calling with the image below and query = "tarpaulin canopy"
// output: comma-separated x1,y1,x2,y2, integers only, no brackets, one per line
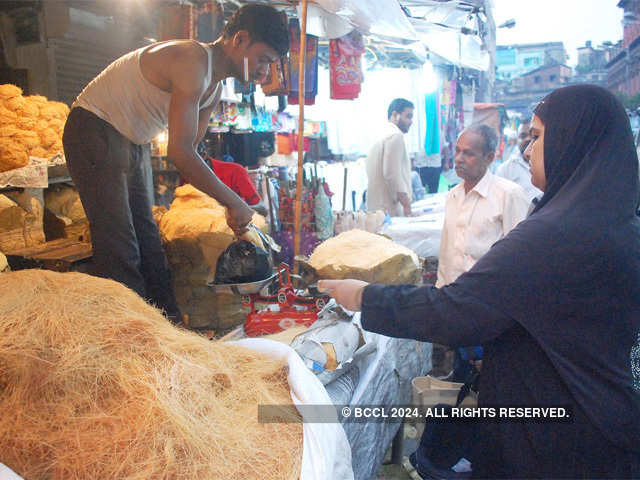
308,0,419,43
227,0,491,70
406,0,492,70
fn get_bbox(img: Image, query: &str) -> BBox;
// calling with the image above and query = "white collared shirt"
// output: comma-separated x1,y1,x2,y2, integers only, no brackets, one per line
496,149,543,203
365,122,412,216
436,171,530,287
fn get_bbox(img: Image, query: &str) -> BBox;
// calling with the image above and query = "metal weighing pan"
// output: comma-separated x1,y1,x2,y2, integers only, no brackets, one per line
206,271,279,295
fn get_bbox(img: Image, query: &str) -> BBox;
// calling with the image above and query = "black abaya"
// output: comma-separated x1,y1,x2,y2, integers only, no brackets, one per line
361,85,640,477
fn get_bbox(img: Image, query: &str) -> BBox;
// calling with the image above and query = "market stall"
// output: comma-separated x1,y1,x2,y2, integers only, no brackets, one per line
0,0,498,478
210,227,431,480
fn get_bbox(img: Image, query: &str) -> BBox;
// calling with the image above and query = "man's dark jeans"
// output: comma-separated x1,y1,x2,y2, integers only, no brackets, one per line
419,166,442,194
62,107,180,318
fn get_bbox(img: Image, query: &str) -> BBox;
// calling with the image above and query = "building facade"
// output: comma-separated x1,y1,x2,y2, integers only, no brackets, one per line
496,42,567,81
608,0,640,96
496,62,571,115
495,41,569,116
573,40,617,87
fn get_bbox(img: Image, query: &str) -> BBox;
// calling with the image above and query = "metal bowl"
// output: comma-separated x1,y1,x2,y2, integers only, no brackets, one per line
206,271,279,295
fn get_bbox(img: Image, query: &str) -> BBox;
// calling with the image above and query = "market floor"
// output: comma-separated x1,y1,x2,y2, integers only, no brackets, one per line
377,461,418,480
375,424,422,480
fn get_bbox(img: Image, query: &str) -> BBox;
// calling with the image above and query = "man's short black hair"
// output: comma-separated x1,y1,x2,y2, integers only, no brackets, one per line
223,4,289,57
387,98,414,119
466,124,498,155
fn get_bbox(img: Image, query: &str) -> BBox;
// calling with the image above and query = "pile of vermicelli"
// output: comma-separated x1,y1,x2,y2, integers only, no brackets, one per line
0,269,302,479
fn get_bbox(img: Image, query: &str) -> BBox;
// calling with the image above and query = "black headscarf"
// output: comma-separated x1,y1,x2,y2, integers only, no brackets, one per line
457,84,640,450
532,84,639,215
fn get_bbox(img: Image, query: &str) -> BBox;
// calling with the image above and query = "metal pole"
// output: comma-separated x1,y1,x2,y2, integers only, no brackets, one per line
294,0,309,267
342,165,348,211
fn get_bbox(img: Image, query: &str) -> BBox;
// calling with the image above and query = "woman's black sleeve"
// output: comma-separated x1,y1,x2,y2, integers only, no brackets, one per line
360,282,516,346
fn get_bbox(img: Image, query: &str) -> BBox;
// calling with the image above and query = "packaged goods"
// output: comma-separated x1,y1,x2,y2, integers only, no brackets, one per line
0,190,45,251
159,184,267,329
215,239,273,284
308,229,421,284
43,185,88,240
44,184,86,223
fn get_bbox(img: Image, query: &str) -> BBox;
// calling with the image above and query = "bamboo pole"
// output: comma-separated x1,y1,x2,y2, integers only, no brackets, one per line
293,0,309,268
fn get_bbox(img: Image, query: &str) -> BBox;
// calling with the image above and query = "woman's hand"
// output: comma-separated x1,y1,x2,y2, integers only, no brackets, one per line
317,279,368,311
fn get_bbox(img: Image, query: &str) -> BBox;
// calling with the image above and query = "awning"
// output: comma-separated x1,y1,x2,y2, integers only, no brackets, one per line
306,0,419,43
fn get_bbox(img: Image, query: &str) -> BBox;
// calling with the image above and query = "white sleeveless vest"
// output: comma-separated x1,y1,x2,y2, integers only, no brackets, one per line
73,42,221,145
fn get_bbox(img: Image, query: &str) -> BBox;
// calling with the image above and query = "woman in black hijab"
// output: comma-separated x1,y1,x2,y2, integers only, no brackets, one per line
320,85,640,478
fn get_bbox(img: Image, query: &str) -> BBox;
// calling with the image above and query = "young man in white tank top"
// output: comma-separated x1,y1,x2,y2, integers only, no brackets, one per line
62,4,289,323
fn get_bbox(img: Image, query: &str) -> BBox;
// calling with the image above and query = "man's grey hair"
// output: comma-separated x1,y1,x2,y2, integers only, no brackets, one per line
465,124,498,155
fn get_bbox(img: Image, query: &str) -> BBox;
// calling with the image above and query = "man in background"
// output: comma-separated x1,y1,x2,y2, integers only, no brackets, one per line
496,119,542,203
411,157,426,202
438,124,529,288
434,123,529,392
412,124,530,478
365,98,414,216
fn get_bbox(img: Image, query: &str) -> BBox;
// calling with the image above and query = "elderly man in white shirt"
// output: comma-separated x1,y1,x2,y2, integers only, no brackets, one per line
430,123,530,430
366,98,414,216
437,124,529,288
496,119,543,203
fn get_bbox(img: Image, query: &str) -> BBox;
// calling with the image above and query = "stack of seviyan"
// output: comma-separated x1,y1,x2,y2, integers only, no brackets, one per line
0,189,45,251
0,83,69,172
0,269,302,480
309,229,422,285
158,184,267,331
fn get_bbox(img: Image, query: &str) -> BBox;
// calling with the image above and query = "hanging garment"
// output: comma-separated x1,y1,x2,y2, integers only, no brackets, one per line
424,90,440,156
276,133,293,155
287,19,318,106
329,31,365,100
262,58,288,96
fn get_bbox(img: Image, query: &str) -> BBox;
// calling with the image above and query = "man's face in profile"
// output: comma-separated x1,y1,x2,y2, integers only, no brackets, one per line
395,107,414,134
518,122,531,155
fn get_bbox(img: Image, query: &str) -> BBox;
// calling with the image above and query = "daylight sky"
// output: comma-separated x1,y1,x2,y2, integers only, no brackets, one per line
492,0,624,65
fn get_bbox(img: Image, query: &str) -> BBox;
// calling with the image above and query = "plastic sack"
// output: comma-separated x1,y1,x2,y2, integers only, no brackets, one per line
325,367,360,405
231,338,354,480
289,305,376,385
314,187,334,241
0,463,23,480
214,239,273,284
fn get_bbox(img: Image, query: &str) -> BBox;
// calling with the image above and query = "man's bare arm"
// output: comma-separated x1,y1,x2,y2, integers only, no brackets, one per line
194,102,217,147
166,47,253,232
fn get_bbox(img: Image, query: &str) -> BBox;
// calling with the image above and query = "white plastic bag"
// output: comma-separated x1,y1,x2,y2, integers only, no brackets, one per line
0,463,23,480
231,338,354,480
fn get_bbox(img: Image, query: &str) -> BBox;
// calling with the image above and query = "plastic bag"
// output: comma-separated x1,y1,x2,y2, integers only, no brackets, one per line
230,338,354,480
214,239,273,284
314,186,334,241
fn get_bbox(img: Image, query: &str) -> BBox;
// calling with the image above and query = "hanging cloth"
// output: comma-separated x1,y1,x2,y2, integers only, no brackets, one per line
287,19,318,106
329,30,365,100
262,58,289,96
424,90,440,156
